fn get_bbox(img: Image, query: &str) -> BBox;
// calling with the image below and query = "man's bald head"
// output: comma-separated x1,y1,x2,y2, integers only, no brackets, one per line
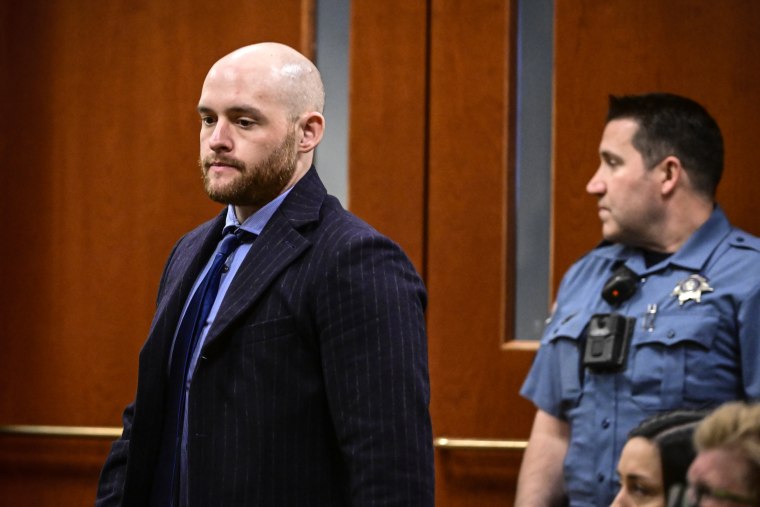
206,42,324,119
198,43,326,220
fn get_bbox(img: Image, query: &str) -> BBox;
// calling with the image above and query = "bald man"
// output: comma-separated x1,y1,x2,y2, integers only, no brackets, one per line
96,43,434,507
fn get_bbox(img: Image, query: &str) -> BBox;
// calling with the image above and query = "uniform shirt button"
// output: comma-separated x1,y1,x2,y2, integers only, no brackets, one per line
667,329,676,339
597,473,605,483
601,418,610,429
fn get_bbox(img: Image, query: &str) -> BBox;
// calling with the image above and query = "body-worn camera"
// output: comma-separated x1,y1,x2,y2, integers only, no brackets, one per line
582,313,635,372
601,265,638,306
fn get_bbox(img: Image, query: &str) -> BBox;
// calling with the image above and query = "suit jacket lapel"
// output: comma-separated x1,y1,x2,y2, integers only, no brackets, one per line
202,167,326,351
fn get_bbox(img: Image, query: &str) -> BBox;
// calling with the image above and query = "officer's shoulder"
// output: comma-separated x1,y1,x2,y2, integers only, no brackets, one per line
727,229,760,253
581,240,622,262
560,241,621,280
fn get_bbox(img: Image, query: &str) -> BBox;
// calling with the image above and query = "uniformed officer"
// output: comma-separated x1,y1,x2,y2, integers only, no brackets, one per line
515,93,760,507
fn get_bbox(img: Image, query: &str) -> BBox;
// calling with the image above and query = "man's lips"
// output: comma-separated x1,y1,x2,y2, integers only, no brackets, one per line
205,159,243,172
204,163,241,181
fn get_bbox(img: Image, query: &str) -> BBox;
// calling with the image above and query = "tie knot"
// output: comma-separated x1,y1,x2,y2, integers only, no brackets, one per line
232,228,257,244
217,228,255,257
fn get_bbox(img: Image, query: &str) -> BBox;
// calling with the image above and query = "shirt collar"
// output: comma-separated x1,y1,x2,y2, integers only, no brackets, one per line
667,205,731,271
223,187,294,236
597,206,731,274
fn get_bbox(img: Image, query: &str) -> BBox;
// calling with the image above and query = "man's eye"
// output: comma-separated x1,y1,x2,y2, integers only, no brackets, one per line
237,118,255,127
201,116,216,126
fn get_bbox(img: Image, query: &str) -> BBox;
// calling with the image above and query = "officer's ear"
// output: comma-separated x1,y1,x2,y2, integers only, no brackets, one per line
659,155,684,196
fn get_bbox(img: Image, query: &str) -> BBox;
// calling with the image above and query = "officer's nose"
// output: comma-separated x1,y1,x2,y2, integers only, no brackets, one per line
586,165,606,196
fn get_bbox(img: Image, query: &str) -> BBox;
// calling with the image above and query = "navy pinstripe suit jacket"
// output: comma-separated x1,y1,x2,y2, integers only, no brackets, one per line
96,168,434,506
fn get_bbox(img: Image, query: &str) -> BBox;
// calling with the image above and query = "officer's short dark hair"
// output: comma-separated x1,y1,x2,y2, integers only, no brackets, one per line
607,93,724,198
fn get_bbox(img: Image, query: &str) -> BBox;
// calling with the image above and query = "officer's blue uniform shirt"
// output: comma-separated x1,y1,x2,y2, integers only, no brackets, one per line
521,206,760,507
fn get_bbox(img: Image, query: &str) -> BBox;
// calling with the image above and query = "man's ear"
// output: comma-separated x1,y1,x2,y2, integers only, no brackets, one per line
297,112,325,153
659,155,684,196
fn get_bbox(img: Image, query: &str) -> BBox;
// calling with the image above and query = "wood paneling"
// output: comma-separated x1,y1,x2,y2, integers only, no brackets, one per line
348,0,428,271
0,1,312,504
426,1,536,504
0,438,111,504
553,0,760,292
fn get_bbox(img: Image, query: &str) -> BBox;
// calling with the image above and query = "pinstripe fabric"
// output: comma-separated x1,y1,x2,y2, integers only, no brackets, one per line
96,167,434,507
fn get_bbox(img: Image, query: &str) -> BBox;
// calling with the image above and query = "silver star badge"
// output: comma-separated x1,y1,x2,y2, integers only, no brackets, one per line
672,274,714,305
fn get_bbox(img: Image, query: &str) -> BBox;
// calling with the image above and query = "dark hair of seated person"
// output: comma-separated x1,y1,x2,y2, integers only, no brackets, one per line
628,410,706,499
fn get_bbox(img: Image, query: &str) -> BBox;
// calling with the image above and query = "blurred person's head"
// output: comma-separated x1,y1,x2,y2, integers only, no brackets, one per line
612,411,705,507
587,93,721,252
686,402,760,506
604,93,723,199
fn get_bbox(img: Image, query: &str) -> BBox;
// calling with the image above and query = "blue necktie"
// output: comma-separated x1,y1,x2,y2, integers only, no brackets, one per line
150,229,250,506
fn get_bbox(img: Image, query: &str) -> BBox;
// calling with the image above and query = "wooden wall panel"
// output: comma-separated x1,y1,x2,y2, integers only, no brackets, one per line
0,438,110,504
426,1,536,505
0,0,312,504
553,0,760,291
348,0,428,271
427,0,518,439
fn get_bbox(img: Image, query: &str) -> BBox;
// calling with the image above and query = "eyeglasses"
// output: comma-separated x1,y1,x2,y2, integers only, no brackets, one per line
679,483,758,506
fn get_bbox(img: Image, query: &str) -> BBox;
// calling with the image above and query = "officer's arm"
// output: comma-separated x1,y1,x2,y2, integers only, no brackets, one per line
515,409,569,507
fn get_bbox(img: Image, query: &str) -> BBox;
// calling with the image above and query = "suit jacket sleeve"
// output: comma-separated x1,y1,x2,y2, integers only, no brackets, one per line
95,403,135,506
315,231,435,506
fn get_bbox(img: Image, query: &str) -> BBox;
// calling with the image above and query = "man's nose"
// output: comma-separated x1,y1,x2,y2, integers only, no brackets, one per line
586,166,605,195
209,121,232,152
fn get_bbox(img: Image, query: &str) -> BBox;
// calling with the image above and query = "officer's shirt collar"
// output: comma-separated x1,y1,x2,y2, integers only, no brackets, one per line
601,206,730,275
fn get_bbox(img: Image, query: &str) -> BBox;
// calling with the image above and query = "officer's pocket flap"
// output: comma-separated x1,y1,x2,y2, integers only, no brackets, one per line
634,308,719,350
544,309,592,344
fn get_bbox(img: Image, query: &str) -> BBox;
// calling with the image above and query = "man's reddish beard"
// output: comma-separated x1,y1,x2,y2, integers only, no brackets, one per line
199,129,298,208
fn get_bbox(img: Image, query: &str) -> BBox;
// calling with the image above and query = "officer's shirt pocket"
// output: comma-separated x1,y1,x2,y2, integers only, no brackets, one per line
544,309,593,411
629,308,719,410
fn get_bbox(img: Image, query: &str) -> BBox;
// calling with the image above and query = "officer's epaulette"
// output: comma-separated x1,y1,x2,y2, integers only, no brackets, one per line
728,230,760,252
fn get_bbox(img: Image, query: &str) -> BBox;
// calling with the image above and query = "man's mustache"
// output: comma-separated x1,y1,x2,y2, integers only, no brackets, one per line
201,156,245,171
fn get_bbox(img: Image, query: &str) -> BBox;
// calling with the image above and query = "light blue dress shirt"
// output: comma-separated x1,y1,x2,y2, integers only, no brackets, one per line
521,207,760,507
